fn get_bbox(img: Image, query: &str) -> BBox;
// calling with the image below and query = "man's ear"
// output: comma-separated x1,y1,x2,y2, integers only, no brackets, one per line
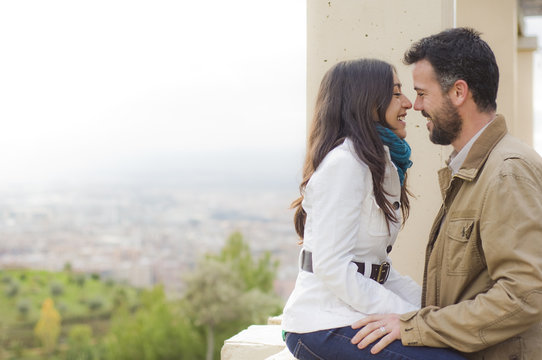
449,80,468,106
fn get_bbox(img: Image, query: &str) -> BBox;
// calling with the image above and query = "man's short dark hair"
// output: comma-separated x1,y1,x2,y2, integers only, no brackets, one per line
404,27,499,113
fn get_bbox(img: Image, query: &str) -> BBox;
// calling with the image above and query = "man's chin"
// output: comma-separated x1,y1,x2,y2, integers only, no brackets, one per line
430,132,453,146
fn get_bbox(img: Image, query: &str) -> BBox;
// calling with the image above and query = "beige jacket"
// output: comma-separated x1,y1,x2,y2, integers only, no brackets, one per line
400,115,542,360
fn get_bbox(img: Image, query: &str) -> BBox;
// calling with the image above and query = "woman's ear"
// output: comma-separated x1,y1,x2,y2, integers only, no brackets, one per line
448,79,468,106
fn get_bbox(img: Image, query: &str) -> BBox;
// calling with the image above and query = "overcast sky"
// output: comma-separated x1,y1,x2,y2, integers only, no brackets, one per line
0,1,307,185
1,3,541,186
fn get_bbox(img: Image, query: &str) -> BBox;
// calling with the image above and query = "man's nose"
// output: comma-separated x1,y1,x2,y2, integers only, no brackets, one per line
413,97,423,111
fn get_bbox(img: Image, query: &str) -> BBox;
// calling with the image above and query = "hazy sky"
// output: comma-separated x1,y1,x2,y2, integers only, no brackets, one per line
1,3,541,186
0,1,306,184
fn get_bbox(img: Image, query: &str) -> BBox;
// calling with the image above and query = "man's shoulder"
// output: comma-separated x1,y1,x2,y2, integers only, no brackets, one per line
488,133,542,177
491,133,540,160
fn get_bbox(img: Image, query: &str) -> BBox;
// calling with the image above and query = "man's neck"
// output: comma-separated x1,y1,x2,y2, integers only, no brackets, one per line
451,111,496,153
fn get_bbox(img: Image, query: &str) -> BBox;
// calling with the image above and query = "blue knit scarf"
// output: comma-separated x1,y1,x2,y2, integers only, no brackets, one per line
376,124,412,186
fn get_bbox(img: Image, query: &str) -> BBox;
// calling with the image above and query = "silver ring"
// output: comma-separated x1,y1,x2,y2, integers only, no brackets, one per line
379,326,386,333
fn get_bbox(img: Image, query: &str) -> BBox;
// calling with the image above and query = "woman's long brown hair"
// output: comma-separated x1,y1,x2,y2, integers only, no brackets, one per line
292,59,410,240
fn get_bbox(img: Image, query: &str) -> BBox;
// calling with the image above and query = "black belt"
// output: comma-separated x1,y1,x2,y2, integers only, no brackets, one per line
301,249,390,284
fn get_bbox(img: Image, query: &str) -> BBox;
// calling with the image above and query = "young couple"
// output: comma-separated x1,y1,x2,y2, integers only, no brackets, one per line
282,27,542,360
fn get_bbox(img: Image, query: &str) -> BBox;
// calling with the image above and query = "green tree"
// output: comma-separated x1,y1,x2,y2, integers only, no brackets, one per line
183,259,245,360
104,285,203,360
64,325,98,360
184,232,282,360
207,232,279,292
112,288,129,311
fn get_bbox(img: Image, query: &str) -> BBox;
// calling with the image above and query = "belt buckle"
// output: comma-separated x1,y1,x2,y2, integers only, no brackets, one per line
376,262,390,284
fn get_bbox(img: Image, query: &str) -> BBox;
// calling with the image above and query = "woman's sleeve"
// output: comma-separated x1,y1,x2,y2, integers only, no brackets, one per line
308,150,420,315
383,266,421,308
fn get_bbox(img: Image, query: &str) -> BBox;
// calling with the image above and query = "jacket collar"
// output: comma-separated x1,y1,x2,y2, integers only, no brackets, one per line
437,114,507,198
455,114,507,181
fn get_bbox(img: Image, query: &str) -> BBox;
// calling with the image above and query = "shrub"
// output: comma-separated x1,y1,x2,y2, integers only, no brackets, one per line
75,274,86,287
57,301,68,315
17,298,31,319
5,282,19,297
64,262,73,273
87,297,104,312
65,325,96,360
104,286,204,360
112,288,128,310
50,281,64,296
33,275,45,286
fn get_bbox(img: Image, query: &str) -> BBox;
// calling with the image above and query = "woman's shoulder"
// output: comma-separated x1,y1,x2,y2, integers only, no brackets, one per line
306,138,373,199
313,138,369,180
321,138,367,168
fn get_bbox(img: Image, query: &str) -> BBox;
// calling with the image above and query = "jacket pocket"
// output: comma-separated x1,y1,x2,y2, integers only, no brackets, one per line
446,218,476,275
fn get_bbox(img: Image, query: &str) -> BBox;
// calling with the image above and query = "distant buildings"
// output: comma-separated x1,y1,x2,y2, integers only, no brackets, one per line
0,184,299,299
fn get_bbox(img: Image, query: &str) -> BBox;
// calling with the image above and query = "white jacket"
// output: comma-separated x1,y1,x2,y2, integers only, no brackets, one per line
282,138,421,333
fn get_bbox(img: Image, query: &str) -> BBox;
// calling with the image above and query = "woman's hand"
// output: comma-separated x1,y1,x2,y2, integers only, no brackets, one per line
351,314,401,354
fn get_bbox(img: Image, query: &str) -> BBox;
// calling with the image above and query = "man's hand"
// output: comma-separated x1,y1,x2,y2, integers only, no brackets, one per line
351,314,401,354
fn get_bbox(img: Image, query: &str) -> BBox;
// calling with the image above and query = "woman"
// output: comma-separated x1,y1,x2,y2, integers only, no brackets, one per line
282,59,466,360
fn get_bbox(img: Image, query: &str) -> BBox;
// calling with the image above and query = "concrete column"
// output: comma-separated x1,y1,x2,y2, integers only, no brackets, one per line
517,36,537,146
456,0,519,136
307,0,455,283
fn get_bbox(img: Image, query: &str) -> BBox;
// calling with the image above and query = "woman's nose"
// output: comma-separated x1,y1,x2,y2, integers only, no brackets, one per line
402,95,412,109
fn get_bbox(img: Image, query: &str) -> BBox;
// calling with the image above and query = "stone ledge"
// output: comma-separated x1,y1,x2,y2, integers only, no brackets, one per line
221,324,295,360
265,347,295,360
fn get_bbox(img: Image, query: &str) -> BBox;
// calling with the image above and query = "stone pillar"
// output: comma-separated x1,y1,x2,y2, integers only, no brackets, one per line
517,36,537,146
456,0,520,136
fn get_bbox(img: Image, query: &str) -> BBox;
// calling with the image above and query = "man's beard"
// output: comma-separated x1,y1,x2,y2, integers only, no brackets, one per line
423,96,462,145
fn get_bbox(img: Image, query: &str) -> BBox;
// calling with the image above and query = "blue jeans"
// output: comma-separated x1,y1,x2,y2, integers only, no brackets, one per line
285,326,467,360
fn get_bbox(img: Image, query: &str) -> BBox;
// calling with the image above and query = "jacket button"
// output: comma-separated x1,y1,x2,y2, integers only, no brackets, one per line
393,201,400,210
386,245,392,253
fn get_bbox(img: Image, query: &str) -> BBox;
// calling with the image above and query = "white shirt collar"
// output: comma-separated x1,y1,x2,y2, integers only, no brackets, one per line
448,121,492,176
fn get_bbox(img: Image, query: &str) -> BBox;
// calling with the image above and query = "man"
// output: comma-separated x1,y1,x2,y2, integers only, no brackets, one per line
351,27,542,360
